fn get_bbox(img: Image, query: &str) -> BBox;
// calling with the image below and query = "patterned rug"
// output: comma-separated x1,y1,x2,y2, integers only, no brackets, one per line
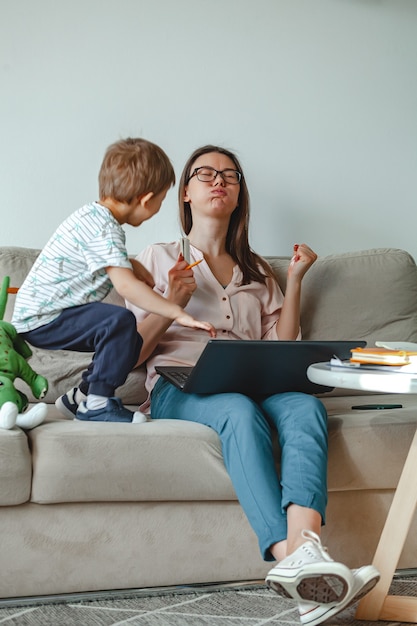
0,575,415,625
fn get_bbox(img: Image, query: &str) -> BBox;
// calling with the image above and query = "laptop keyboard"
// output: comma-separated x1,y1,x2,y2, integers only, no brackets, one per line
168,371,190,386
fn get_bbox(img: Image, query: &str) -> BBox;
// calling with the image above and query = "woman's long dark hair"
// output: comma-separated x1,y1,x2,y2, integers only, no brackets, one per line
178,145,277,286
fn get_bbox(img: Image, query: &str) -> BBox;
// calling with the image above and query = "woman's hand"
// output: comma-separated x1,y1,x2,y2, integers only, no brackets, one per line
287,244,317,281
165,254,199,308
275,243,317,340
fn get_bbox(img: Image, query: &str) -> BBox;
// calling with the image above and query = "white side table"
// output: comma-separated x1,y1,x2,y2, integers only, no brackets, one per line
307,363,417,623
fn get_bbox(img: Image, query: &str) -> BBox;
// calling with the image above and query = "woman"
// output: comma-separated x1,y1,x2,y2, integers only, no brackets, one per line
127,145,379,625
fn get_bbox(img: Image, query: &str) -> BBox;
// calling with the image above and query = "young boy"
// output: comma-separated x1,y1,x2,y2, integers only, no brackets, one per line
12,138,216,423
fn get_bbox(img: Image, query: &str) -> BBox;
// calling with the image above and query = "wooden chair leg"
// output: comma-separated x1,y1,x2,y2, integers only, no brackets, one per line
356,428,417,622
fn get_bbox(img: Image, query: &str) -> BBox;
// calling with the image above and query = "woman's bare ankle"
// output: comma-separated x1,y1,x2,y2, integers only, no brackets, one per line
270,540,287,562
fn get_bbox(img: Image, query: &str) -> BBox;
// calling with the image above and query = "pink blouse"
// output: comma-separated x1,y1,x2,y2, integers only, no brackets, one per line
126,241,300,410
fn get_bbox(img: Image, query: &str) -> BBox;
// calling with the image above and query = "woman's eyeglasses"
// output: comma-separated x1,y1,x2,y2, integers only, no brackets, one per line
188,167,242,185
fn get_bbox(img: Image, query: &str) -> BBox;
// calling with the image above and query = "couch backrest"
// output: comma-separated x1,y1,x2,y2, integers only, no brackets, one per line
266,248,417,345
0,247,40,322
2,244,417,348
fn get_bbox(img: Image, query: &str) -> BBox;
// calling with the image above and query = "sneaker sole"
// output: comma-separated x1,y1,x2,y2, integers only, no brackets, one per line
75,414,134,423
267,572,349,603
299,573,380,625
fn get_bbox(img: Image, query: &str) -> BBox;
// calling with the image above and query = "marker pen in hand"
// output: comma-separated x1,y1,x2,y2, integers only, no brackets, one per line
186,259,203,270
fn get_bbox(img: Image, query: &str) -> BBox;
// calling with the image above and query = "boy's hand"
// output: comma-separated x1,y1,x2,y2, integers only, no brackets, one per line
131,258,155,288
175,312,217,337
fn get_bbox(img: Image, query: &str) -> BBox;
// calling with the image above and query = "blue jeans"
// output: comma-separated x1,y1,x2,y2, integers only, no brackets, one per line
151,378,328,561
21,303,142,397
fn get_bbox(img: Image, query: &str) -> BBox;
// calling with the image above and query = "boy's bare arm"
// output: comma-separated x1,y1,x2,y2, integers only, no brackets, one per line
105,266,216,336
134,255,199,364
130,258,155,288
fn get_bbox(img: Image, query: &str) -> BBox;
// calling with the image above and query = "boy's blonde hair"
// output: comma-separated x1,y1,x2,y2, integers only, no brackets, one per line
98,137,175,203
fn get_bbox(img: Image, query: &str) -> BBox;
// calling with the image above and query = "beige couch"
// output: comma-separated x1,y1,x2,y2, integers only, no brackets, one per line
1,245,417,600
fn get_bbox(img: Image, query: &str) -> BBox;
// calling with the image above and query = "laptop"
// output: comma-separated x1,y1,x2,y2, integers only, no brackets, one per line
155,339,366,395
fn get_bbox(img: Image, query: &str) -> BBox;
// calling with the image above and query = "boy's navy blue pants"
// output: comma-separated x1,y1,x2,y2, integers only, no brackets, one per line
20,302,143,397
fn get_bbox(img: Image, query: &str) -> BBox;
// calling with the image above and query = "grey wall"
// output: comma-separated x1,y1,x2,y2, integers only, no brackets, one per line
1,0,416,260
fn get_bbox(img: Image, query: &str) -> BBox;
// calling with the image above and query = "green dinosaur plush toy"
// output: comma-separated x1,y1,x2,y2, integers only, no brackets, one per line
0,276,48,430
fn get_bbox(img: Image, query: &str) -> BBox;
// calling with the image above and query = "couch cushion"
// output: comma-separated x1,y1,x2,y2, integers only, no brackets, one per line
28,408,236,504
0,428,32,505
28,395,417,505
323,393,417,491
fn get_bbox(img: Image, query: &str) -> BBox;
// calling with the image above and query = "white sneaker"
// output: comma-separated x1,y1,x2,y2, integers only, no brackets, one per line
76,397,146,423
55,387,86,419
298,564,380,625
266,530,353,604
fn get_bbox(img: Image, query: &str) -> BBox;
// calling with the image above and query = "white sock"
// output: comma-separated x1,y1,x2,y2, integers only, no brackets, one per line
86,394,108,410
132,411,148,424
